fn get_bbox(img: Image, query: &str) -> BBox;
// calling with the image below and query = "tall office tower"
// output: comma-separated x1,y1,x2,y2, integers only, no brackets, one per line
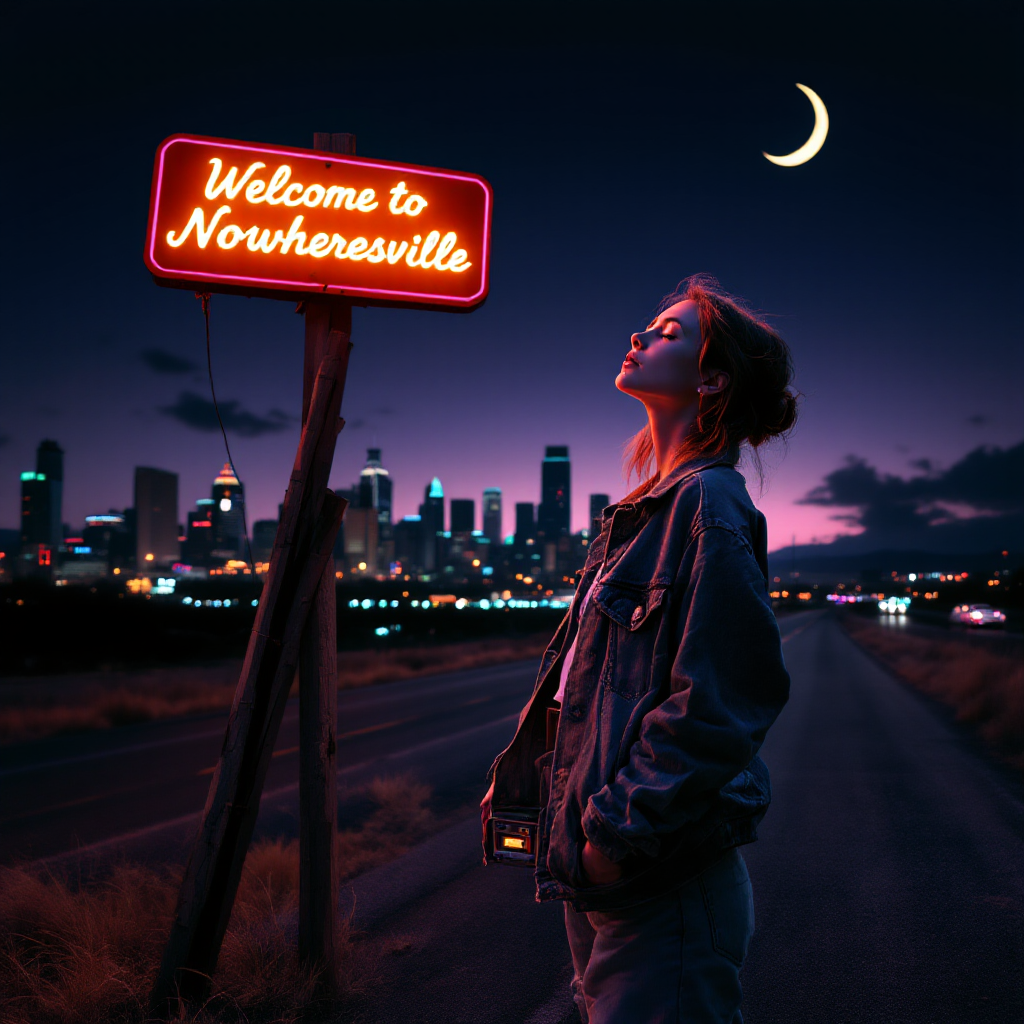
18,439,65,576
418,477,445,572
358,448,393,524
483,487,502,546
19,470,53,576
210,463,245,560
538,445,571,538
134,467,180,568
393,515,423,573
83,512,131,573
342,507,379,573
36,440,64,549
514,502,535,547
183,499,216,567
450,499,475,534
589,493,610,534
251,519,278,564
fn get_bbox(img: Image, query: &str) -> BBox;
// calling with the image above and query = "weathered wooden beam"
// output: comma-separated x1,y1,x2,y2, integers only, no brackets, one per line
297,128,357,994
149,327,352,1016
298,553,339,987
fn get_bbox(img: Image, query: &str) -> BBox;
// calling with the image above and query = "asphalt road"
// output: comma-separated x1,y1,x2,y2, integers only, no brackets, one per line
2,611,1021,1023
0,657,539,866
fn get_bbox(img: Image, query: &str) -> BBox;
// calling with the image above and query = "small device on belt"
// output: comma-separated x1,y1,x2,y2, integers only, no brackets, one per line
486,706,560,868
488,810,540,865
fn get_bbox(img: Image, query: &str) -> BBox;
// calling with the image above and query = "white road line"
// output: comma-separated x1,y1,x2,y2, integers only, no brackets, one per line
0,720,248,779
1,659,538,779
35,713,520,867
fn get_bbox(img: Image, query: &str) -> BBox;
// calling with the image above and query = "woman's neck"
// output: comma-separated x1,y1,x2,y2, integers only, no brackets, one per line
645,399,699,481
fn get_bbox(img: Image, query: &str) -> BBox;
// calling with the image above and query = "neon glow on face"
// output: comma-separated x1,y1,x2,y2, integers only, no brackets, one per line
145,135,492,309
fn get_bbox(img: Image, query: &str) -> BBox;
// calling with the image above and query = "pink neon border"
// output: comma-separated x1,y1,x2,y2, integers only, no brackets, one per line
145,135,492,305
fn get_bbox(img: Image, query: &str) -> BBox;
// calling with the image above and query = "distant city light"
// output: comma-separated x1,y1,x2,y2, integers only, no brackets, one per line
219,498,232,512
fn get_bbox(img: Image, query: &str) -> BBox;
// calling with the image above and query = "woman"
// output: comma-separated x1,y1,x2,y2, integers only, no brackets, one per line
481,275,796,1023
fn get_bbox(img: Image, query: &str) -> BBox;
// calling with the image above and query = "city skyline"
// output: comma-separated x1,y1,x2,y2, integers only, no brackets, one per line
1,4,1021,563
5,427,1023,561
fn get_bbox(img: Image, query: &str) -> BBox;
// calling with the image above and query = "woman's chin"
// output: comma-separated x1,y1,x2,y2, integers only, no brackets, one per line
615,371,641,396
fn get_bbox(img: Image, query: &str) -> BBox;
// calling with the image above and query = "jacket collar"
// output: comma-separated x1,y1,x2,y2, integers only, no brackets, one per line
619,444,741,510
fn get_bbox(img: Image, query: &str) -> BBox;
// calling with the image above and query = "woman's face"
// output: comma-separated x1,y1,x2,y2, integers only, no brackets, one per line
616,299,704,405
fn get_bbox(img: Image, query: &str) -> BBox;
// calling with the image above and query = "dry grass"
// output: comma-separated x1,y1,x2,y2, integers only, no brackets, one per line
841,615,1024,770
0,634,551,746
0,773,436,1024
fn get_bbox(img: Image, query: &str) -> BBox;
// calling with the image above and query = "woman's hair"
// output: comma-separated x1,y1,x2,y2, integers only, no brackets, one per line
623,273,798,489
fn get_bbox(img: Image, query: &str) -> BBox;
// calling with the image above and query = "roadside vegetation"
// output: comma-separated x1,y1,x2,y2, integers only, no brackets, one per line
0,774,439,1024
841,614,1024,771
0,634,551,745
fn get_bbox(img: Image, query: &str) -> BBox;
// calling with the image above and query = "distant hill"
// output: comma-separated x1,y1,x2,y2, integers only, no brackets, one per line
767,546,1020,582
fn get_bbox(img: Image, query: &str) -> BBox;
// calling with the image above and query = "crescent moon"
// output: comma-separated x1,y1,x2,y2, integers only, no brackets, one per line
763,83,829,167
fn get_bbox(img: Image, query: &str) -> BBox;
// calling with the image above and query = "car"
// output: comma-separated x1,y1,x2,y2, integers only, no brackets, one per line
948,603,1007,628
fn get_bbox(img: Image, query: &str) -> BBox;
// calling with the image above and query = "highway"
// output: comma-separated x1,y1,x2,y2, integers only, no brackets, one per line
1,611,1020,1023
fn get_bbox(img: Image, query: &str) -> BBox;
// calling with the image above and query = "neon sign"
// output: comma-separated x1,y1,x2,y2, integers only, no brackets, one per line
145,135,492,310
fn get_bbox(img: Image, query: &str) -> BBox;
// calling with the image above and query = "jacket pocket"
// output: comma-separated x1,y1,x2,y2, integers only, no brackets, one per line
593,582,668,699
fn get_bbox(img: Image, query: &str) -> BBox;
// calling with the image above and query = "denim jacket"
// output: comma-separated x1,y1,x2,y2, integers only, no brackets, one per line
488,449,791,912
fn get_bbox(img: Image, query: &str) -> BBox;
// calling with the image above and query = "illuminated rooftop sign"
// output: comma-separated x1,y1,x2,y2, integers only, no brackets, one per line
145,135,492,310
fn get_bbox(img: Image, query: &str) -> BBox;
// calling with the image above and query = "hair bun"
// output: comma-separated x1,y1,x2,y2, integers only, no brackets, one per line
772,391,798,435
747,390,797,447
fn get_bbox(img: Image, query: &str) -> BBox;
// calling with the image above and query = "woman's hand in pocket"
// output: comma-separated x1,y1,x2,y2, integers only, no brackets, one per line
580,840,623,885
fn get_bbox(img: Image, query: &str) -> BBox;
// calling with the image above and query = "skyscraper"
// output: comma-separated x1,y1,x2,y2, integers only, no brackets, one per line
251,519,278,564
514,502,535,547
83,512,132,574
210,463,245,560
393,515,423,573
134,467,179,568
450,499,475,534
418,477,444,572
36,440,64,549
19,472,53,576
538,445,571,538
483,487,502,546
183,499,216,567
359,448,392,522
342,507,379,574
17,440,65,577
590,493,610,534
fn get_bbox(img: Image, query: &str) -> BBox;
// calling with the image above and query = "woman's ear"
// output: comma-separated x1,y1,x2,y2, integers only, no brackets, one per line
699,371,730,395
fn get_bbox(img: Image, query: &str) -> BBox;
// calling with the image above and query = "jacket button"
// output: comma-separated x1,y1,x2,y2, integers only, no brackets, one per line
568,703,584,719
631,605,644,626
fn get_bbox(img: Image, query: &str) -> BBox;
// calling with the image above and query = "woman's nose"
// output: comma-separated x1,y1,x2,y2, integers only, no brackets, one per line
630,333,643,350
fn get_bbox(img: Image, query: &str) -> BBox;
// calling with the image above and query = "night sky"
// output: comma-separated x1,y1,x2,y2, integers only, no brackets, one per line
2,1,1021,557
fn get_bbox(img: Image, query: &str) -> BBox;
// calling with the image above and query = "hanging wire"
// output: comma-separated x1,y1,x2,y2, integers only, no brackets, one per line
196,292,256,576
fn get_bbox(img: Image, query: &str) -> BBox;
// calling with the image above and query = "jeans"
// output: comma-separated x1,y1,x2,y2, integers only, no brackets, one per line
564,848,754,1023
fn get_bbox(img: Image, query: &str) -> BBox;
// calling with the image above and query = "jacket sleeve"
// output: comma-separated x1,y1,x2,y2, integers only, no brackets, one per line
581,522,790,862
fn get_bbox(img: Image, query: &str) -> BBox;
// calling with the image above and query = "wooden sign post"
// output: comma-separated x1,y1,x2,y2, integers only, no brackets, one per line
143,131,491,1017
297,132,357,993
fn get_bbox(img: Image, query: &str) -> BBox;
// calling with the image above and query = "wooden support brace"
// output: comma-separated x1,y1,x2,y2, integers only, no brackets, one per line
149,326,352,1017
